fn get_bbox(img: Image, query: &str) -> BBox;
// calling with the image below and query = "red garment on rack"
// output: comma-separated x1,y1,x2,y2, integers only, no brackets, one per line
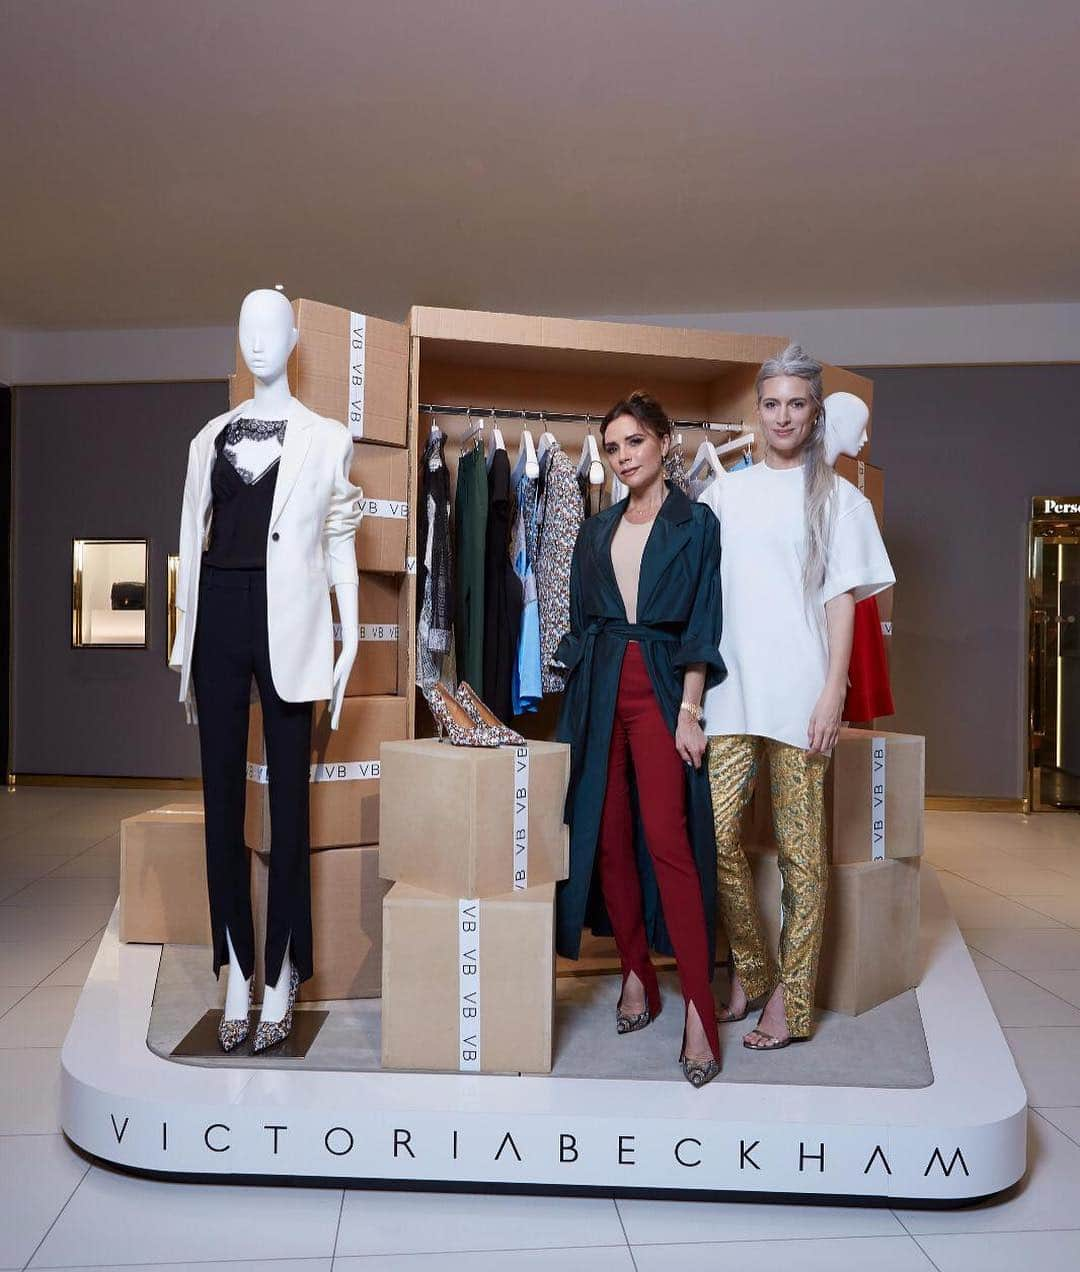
844,595,895,723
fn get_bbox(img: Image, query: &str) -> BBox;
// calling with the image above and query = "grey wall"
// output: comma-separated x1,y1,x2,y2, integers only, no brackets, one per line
856,364,1080,799
12,381,227,778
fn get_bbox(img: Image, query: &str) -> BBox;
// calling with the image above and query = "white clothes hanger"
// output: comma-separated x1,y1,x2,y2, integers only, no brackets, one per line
534,410,559,460
686,438,725,483
485,417,506,470
513,421,540,481
537,432,559,459
577,427,604,488
718,430,755,459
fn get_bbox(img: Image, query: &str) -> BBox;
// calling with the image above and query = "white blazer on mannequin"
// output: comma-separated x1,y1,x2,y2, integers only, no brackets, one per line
169,397,363,717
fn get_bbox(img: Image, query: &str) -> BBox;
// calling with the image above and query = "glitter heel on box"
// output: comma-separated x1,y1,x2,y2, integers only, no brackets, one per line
454,680,525,746
424,683,502,747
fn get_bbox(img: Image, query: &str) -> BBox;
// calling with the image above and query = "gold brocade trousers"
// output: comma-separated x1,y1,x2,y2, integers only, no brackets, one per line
706,735,830,1038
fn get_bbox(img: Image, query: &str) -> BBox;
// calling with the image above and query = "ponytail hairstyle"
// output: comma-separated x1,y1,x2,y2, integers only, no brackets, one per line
755,344,835,602
600,390,673,447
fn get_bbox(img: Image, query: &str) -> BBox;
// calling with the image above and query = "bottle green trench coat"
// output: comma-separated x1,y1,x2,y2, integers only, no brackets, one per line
553,484,726,963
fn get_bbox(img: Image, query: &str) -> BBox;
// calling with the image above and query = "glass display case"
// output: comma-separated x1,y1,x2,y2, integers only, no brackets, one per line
71,539,149,648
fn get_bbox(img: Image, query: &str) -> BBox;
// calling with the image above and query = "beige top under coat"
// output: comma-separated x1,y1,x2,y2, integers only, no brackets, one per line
610,515,656,623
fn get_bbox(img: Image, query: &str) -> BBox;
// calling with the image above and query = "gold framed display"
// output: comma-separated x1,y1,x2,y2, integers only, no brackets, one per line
71,539,150,648
1027,497,1080,810
166,554,180,664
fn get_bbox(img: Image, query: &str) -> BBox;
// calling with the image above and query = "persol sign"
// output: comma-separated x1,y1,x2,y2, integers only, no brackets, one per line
1034,497,1080,517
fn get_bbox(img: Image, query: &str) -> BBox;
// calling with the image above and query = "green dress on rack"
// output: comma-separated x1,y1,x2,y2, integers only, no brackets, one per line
454,443,488,689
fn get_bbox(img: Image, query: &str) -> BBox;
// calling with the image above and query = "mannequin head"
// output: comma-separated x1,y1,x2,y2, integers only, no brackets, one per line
822,391,869,466
237,289,298,382
601,390,672,494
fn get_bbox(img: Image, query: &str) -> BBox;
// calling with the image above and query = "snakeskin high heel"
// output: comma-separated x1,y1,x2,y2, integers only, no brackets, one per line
680,1051,722,1088
680,1017,721,1088
616,969,661,1035
424,683,502,747
252,965,300,1054
617,1002,654,1034
679,1001,722,1088
217,980,252,1053
454,681,525,746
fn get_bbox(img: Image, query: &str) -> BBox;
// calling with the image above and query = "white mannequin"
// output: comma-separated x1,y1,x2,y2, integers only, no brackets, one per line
223,289,359,1027
822,391,870,467
237,289,359,727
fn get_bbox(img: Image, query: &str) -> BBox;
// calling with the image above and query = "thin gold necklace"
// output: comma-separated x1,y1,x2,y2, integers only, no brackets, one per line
625,491,664,523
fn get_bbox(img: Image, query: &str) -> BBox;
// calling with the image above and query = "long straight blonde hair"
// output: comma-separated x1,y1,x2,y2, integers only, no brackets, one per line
755,344,835,602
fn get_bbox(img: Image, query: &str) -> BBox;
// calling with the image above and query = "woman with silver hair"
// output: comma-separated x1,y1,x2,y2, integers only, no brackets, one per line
697,345,894,1049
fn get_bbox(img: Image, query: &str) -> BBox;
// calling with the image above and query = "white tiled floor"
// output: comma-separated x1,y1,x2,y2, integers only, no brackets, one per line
2,794,1080,1270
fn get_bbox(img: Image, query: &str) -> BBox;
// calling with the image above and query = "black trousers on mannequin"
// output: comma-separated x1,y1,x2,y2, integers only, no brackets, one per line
192,565,313,987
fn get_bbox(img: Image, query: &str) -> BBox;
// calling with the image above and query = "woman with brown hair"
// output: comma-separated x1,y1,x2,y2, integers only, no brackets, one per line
554,391,725,1087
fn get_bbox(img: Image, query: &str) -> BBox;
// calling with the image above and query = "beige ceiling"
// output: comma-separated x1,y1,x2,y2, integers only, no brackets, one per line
2,0,1079,329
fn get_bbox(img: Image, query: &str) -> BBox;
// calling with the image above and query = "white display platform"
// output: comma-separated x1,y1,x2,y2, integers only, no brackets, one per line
60,868,1027,1201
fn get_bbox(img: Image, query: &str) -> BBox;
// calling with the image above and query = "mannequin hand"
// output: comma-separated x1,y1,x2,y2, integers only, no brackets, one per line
330,630,358,730
675,714,707,769
330,581,359,730
807,683,845,754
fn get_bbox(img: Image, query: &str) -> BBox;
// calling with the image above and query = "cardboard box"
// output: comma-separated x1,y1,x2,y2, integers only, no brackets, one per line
818,858,921,1015
827,727,924,864
289,298,409,446
381,881,556,1073
252,844,389,1002
835,456,884,532
351,442,410,573
228,367,253,409
740,727,921,863
750,852,921,1016
877,585,894,671
119,805,212,945
379,739,570,898
333,573,401,696
246,695,409,851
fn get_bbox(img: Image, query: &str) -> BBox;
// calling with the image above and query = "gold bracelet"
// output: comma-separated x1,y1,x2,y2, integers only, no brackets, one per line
679,700,703,722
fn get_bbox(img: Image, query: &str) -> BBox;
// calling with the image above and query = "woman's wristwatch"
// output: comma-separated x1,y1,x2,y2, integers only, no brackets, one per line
679,700,703,723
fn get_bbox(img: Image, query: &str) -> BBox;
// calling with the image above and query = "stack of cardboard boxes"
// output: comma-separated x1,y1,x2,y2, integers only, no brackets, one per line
743,728,925,1015
378,739,570,1074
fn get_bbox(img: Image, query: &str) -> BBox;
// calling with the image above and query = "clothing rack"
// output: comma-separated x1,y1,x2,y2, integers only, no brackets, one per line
419,403,744,433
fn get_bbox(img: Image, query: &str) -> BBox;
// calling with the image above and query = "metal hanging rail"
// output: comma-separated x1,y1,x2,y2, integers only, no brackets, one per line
418,403,744,433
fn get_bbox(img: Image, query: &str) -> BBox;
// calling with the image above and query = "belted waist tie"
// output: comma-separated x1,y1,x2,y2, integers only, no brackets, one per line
560,619,680,811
